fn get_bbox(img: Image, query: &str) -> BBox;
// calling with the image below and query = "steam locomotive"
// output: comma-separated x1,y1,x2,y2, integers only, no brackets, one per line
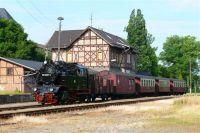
33,61,187,105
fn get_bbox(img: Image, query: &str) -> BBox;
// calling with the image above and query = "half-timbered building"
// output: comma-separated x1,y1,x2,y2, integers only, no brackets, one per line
0,57,42,92
47,26,137,74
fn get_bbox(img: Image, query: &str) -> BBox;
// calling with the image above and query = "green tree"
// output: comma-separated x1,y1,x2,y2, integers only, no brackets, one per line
0,19,45,61
159,35,200,81
126,9,158,76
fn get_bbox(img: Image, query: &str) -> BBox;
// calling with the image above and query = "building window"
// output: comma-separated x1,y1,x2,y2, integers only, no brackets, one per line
97,51,103,60
74,53,78,61
127,54,131,63
67,52,73,62
7,68,14,75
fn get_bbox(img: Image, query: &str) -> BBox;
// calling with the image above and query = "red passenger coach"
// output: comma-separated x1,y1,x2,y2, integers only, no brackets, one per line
135,75,156,94
115,72,135,96
156,78,171,94
171,79,187,94
95,70,136,99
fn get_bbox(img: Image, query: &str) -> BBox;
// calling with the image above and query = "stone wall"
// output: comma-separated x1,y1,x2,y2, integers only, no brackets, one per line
0,94,34,104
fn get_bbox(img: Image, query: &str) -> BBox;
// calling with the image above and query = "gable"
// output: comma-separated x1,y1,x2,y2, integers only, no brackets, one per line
72,29,108,47
66,29,110,67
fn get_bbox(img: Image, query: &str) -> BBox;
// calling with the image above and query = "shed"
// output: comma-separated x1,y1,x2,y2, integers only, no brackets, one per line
0,57,43,92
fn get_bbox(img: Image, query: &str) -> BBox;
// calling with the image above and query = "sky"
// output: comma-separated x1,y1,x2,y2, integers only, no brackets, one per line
1,0,200,55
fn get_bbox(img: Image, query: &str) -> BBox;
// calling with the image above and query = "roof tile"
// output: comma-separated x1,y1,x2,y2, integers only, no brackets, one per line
46,26,137,53
0,57,43,71
0,8,13,20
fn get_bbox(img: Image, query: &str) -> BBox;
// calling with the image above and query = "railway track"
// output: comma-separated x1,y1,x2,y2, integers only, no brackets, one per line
0,104,42,112
0,99,105,112
0,96,177,119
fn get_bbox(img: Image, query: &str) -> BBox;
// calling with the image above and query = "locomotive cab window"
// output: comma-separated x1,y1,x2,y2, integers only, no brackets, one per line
77,68,87,76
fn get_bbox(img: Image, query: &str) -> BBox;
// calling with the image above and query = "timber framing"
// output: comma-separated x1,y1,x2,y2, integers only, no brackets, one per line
47,26,137,74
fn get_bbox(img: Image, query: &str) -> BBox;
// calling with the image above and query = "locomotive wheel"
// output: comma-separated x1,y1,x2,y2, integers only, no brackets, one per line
105,96,109,101
79,97,86,102
101,97,105,101
87,98,91,102
57,90,68,104
91,96,96,102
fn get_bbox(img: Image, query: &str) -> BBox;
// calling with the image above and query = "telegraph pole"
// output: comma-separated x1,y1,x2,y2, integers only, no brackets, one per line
190,59,192,93
57,17,64,61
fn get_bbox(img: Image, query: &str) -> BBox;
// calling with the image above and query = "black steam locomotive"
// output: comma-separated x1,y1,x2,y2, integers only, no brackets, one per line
34,61,94,105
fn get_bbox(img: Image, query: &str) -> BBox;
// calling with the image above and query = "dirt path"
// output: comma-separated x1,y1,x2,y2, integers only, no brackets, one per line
1,97,199,133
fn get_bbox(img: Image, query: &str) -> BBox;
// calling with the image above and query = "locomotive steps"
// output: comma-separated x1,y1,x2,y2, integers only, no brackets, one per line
0,96,178,119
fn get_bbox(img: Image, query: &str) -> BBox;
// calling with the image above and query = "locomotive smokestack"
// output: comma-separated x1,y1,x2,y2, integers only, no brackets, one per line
57,17,64,61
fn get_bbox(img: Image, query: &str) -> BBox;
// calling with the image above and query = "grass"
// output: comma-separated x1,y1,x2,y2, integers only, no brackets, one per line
174,95,200,105
184,93,200,96
0,90,25,95
152,95,200,126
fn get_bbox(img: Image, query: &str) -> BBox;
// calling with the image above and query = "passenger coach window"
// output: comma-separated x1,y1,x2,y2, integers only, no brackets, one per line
77,69,86,76
129,79,134,86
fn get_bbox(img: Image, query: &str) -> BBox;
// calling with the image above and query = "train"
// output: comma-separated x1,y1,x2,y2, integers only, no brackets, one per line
33,61,187,105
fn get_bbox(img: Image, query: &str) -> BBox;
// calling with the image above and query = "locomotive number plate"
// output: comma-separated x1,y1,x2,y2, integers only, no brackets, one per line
42,74,51,76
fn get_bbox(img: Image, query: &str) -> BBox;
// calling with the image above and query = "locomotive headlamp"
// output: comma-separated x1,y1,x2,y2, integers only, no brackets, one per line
50,88,54,92
34,88,37,92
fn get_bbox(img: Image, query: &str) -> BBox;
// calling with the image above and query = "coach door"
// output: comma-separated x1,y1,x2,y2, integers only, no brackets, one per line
155,79,159,94
134,77,141,95
107,80,114,94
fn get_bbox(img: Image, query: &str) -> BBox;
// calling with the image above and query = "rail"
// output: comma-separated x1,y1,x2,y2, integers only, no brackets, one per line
0,96,178,119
